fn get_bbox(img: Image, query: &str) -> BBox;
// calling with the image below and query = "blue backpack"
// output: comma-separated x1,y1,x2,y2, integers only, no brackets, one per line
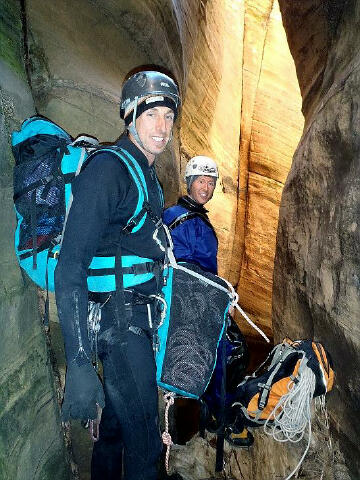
12,116,158,294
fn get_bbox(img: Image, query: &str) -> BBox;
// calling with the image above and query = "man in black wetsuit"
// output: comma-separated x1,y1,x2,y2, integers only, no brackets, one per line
54,70,181,480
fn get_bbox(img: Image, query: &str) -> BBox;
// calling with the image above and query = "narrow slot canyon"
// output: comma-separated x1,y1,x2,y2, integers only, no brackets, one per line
0,1,359,479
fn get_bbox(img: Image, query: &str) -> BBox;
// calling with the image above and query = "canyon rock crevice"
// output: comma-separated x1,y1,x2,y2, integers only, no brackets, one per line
274,0,360,477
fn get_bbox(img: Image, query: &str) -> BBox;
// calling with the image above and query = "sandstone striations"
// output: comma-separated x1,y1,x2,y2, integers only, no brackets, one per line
234,0,303,336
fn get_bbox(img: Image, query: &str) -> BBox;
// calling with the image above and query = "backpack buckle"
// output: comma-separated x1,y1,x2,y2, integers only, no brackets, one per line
122,220,136,234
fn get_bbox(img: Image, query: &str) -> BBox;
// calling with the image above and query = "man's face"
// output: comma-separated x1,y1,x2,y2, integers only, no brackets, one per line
189,175,216,205
129,106,175,164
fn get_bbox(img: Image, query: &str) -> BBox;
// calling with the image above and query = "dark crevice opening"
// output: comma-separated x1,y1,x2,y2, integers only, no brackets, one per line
20,0,38,114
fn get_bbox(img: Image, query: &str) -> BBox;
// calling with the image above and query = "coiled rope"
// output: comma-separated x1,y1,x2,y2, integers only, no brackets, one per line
264,358,317,480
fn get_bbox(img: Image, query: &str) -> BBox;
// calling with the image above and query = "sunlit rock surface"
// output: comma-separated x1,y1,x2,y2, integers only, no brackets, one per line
179,1,244,280
232,0,303,338
274,0,360,477
25,0,303,339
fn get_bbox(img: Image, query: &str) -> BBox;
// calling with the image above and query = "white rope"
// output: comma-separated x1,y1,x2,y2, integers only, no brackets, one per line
316,395,332,451
162,392,175,474
264,359,316,480
282,419,312,480
234,303,270,343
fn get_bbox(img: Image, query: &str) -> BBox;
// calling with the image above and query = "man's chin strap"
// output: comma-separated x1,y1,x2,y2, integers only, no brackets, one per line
127,96,146,150
127,96,174,152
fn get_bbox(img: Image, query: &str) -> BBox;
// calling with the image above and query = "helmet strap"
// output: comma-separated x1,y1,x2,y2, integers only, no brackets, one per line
127,96,145,150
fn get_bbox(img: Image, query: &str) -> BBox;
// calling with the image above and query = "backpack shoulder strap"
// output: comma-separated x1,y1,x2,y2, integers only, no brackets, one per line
168,211,213,231
94,146,149,234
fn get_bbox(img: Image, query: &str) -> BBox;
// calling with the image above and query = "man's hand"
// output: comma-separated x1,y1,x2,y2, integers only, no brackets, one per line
61,362,105,421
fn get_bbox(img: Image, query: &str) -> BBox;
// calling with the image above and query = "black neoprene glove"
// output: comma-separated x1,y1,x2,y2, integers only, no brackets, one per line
61,362,105,421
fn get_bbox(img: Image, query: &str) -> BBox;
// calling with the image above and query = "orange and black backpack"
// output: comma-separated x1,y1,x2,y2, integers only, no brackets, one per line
229,338,334,428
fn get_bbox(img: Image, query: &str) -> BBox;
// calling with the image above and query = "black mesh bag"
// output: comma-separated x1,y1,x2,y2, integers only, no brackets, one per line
156,263,231,399
13,133,68,251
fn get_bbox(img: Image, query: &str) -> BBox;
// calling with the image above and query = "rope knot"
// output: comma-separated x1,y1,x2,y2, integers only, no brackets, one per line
162,431,172,446
164,392,175,406
162,391,176,473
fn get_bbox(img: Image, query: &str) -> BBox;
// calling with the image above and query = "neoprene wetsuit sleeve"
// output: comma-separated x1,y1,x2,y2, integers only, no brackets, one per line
55,154,128,366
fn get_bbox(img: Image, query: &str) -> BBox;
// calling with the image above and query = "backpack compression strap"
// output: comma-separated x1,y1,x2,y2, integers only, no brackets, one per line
112,147,164,234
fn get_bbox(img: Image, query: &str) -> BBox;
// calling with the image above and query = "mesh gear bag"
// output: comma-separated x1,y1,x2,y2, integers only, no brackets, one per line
156,263,231,399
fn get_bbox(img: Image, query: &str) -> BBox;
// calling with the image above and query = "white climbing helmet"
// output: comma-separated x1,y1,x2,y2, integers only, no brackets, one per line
184,156,219,180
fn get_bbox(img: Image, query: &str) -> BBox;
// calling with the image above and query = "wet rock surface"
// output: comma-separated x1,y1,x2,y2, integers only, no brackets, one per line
0,2,70,478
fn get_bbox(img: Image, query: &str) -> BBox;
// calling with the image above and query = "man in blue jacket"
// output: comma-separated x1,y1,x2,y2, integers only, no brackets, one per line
163,156,219,274
55,70,180,480
163,156,252,449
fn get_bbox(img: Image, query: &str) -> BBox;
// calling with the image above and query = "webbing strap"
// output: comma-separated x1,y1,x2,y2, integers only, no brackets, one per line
258,348,299,409
97,147,149,234
13,175,54,201
168,211,213,231
87,260,157,277
18,236,60,260
30,190,37,269
43,248,52,327
215,331,227,472
122,206,147,234
60,146,87,248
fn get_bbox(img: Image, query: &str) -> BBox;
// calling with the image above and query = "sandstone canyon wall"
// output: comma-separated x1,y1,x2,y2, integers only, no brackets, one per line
4,0,357,479
0,1,70,479
274,0,360,478
24,0,303,340
233,0,303,337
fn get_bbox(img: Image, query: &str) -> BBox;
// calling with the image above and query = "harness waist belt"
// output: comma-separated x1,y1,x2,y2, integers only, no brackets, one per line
87,261,158,277
88,291,114,304
88,289,155,306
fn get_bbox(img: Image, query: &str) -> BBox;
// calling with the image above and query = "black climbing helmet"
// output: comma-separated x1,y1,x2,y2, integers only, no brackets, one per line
120,70,180,120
